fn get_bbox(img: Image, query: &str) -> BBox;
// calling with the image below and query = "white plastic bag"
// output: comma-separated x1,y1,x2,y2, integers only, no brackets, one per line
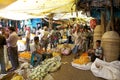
0,74,7,79
71,62,92,70
17,40,26,51
61,48,71,55
91,58,120,80
20,62,30,69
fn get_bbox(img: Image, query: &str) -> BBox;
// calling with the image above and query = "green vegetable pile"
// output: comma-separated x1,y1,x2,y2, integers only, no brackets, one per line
28,56,61,80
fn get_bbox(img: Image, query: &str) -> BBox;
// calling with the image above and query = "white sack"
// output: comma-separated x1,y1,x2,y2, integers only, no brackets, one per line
91,58,120,80
17,41,26,51
71,62,92,70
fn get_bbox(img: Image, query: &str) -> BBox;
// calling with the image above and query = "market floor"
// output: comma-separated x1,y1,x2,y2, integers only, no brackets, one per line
51,54,104,80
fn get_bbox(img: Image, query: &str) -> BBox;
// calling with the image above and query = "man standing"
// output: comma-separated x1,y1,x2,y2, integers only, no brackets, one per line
0,34,7,74
41,26,49,52
7,27,19,71
25,30,30,51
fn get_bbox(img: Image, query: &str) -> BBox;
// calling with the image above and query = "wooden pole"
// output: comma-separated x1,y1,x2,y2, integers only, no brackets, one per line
110,0,114,31
48,14,53,29
101,11,106,34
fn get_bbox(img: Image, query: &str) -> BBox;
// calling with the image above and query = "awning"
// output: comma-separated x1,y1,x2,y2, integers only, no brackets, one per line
0,0,75,20
0,0,16,9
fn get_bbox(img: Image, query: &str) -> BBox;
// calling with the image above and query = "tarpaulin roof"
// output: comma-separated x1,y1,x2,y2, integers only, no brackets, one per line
0,0,75,20
53,11,90,20
0,0,16,9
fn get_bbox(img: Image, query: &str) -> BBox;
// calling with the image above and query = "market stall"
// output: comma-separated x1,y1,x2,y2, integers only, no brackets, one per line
0,0,120,80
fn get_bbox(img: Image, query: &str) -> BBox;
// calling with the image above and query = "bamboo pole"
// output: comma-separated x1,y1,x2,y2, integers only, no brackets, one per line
48,14,54,29
101,11,106,34
110,0,114,31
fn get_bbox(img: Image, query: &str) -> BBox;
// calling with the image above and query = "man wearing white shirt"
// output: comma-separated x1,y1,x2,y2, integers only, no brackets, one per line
41,26,49,51
30,36,42,67
7,27,19,71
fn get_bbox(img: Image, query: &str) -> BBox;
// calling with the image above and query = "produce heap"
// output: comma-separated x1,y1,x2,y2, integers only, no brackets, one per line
28,56,61,80
73,53,90,64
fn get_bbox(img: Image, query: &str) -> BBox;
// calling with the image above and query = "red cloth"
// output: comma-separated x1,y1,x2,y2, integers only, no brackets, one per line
90,19,97,29
25,27,30,32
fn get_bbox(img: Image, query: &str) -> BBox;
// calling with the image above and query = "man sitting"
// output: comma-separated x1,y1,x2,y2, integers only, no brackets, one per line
30,36,43,67
88,40,103,62
30,36,52,67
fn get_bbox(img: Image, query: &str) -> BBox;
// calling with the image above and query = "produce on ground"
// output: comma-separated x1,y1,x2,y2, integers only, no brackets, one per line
73,53,90,64
19,51,31,59
28,56,61,80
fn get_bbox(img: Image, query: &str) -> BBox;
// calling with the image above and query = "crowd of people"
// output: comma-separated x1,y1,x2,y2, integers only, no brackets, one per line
0,23,104,74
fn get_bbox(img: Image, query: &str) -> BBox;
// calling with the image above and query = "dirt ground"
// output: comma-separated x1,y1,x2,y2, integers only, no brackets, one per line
51,54,104,80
